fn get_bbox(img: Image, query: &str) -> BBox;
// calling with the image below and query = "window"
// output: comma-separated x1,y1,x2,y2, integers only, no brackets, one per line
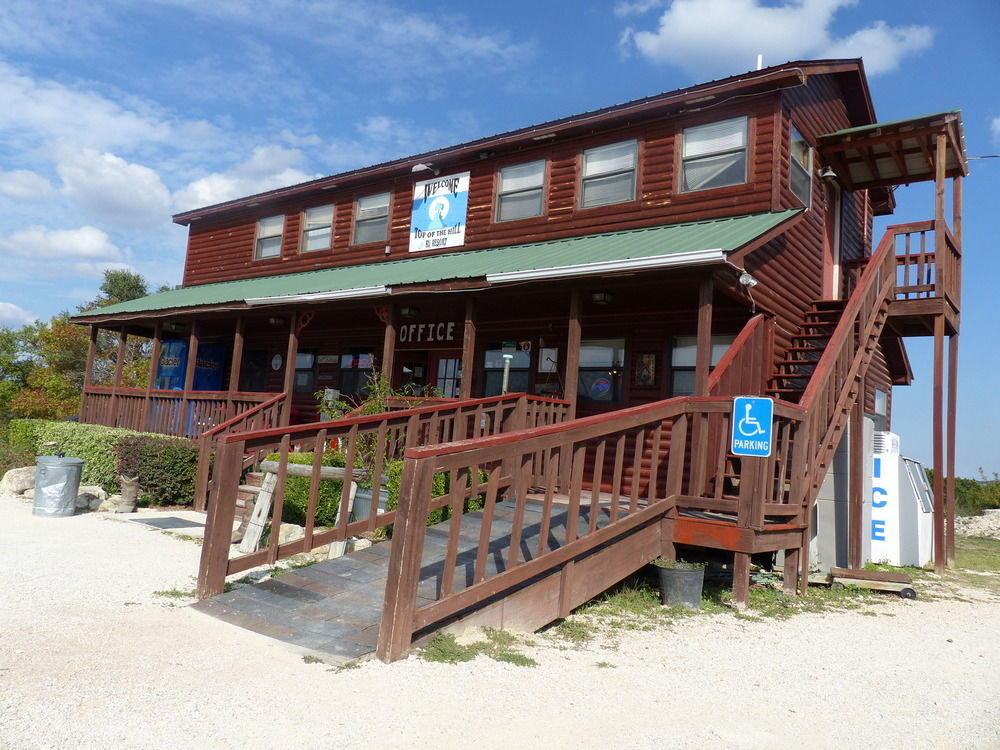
254,215,284,259
293,350,317,394
670,334,736,396
681,116,748,192
338,351,374,399
581,140,636,208
497,160,545,221
578,339,625,403
301,204,333,252
353,192,390,245
483,344,530,397
790,127,812,206
872,388,888,431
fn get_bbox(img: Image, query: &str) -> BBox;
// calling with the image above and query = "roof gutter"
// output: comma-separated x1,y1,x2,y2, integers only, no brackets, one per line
485,248,725,284
244,285,388,306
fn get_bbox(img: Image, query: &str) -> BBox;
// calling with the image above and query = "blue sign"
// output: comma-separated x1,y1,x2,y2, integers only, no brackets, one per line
730,396,774,457
409,171,470,252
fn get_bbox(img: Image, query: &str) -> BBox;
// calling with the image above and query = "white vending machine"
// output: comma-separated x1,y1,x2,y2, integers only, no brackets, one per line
870,431,934,567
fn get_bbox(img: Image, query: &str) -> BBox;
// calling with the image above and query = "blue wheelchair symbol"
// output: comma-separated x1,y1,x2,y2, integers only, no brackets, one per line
730,397,774,457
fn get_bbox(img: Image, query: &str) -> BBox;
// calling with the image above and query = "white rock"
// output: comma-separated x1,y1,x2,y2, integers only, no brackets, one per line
0,466,36,495
22,488,34,500
97,498,117,513
93,494,118,511
76,485,108,509
278,523,305,544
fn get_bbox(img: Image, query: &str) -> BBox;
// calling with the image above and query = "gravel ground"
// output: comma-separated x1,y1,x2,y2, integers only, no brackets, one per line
2,492,1000,750
955,510,1000,540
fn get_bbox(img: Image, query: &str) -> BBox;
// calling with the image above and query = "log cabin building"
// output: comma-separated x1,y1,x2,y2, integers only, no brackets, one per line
72,59,966,661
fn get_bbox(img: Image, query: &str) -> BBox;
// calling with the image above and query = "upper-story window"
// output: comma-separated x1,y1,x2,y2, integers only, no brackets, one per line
581,140,637,208
254,215,284,259
790,127,812,206
300,204,334,252
681,116,748,192
497,160,545,221
353,192,390,245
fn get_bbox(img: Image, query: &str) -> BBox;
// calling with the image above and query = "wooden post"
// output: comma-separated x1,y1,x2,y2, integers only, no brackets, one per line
380,306,397,386
694,277,713,397
934,133,947,293
81,325,98,423
179,321,199,438
952,174,963,246
143,321,163,432
281,313,299,426
196,438,245,599
932,313,945,574
847,395,864,570
946,332,959,567
227,316,245,420
563,290,582,418
459,298,477,400
107,327,128,427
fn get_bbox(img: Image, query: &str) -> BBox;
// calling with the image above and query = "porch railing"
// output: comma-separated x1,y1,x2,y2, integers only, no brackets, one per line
196,393,571,598
890,219,961,310
79,385,274,439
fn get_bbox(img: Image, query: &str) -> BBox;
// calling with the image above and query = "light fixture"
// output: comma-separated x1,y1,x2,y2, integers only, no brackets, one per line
164,322,185,333
411,163,440,176
531,133,556,141
591,290,614,305
738,272,758,288
267,316,286,327
819,166,838,182
399,306,419,319
477,149,496,159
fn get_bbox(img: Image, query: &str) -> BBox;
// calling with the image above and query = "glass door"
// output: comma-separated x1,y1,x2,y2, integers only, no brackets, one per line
429,350,462,398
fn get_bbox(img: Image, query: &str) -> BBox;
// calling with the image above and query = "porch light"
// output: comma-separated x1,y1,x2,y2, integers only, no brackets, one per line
411,163,440,176
738,272,758,288
591,290,614,305
267,316,285,327
399,306,420,319
164,322,185,333
820,166,838,182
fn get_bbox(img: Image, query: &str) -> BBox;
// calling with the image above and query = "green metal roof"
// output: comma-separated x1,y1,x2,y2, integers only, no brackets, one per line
76,209,801,319
820,110,961,139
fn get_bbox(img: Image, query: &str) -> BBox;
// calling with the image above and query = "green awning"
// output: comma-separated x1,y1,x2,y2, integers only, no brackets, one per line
75,209,801,319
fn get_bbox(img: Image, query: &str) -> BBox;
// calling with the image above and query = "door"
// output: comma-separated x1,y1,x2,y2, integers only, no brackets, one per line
428,349,463,398
824,182,842,299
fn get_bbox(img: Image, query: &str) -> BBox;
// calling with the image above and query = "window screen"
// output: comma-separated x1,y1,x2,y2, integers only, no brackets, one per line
681,117,748,192
581,140,636,208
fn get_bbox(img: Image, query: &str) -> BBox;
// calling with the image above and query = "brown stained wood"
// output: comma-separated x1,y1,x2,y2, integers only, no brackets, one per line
848,396,863,569
460,298,477,400
610,433,625,523
565,442,586,545
440,469,465,597
474,466,501,584
281,314,299,425
695,277,713,397
197,439,245,598
564,290,581,416
628,428,644,514
143,321,163,430
933,313,945,573
589,441,606,533
303,430,328,547
367,421,389,527
507,453,532,569
267,435,291,565
732,551,751,607
665,413,687,496
227,317,245,419
537,446,558,558
946,332,958,566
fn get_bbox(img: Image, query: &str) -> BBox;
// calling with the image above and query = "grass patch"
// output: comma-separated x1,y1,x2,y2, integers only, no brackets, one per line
420,629,537,667
940,536,1000,597
301,655,325,664
152,587,195,599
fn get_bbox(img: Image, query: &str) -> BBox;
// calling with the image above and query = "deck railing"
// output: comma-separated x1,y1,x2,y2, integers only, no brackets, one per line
196,393,571,598
890,219,961,309
79,386,274,438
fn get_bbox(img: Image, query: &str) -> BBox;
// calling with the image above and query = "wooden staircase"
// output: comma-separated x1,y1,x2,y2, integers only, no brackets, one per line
768,300,845,403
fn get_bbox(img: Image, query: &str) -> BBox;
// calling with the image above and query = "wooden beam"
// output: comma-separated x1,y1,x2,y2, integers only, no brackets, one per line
563,289,582,418
952,175,962,247
847,395,864,570
380,306,397,386
83,325,98,388
694,278,713,397
460,298,477,400
142,321,163,432
932,314,945,574
227,316,245,420
281,313,299,426
108,327,128,426
180,320,199,437
946,332,959,567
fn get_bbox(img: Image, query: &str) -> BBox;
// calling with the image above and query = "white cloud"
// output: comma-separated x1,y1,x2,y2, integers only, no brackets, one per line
57,149,171,230
172,145,319,211
623,0,933,78
0,301,37,328
0,225,132,282
0,0,113,56
0,170,54,201
614,0,665,17
991,117,1000,144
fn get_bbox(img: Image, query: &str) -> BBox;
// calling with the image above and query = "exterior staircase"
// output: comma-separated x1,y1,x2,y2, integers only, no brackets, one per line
768,300,845,403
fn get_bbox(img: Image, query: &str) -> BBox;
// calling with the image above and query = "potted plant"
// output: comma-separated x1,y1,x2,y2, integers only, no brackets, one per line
651,558,706,610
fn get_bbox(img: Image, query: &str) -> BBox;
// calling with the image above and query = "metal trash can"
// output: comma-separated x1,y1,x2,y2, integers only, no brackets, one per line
32,456,85,517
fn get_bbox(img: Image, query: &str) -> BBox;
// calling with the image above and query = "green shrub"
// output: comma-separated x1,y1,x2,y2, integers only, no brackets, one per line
0,419,36,476
383,461,486,527
7,418,43,454
115,434,200,506
34,421,140,492
264,451,357,527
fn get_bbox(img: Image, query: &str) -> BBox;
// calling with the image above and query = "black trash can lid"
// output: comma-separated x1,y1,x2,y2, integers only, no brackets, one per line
36,456,85,466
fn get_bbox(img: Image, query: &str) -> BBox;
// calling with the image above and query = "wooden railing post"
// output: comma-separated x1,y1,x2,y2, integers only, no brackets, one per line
197,437,245,599
193,434,213,512
143,321,163,431
377,457,434,662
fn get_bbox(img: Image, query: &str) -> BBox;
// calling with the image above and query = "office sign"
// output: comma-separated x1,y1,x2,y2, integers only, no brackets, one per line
730,396,774,457
409,171,470,252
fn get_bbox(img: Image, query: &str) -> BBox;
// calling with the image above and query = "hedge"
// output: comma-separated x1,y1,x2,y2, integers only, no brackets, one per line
383,461,486,528
263,451,355,527
8,418,199,503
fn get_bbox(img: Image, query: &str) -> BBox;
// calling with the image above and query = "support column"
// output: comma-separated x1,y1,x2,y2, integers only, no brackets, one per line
932,314,946,574
563,290,581,418
694,277,714,397
227,316,245,419
459,298,477,400
143,321,163,432
179,321,200,437
108,327,128,427
946,332,959,566
380,306,397,386
847,395,864,570
281,313,299,426
81,325,98,423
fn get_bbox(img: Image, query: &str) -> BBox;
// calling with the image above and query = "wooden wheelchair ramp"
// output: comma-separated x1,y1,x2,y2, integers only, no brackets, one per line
193,499,663,663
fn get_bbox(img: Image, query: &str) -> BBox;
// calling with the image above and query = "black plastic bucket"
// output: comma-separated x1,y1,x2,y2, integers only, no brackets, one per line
657,564,705,610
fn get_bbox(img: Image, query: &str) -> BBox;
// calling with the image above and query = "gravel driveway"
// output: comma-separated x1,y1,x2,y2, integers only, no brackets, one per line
2,493,999,750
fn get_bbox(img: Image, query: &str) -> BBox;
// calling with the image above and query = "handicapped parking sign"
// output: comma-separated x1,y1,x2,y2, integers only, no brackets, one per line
730,396,774,457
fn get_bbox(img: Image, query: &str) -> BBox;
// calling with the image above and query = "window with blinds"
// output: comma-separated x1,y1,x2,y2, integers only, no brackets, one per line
497,160,545,221
681,116,748,192
300,204,334,252
353,192,390,245
581,140,637,208
254,214,284,259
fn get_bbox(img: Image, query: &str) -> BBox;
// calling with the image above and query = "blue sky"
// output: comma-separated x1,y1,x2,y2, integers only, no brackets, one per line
0,0,997,474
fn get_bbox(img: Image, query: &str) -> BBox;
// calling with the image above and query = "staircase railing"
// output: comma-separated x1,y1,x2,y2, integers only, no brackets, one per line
196,393,571,598
193,392,289,511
